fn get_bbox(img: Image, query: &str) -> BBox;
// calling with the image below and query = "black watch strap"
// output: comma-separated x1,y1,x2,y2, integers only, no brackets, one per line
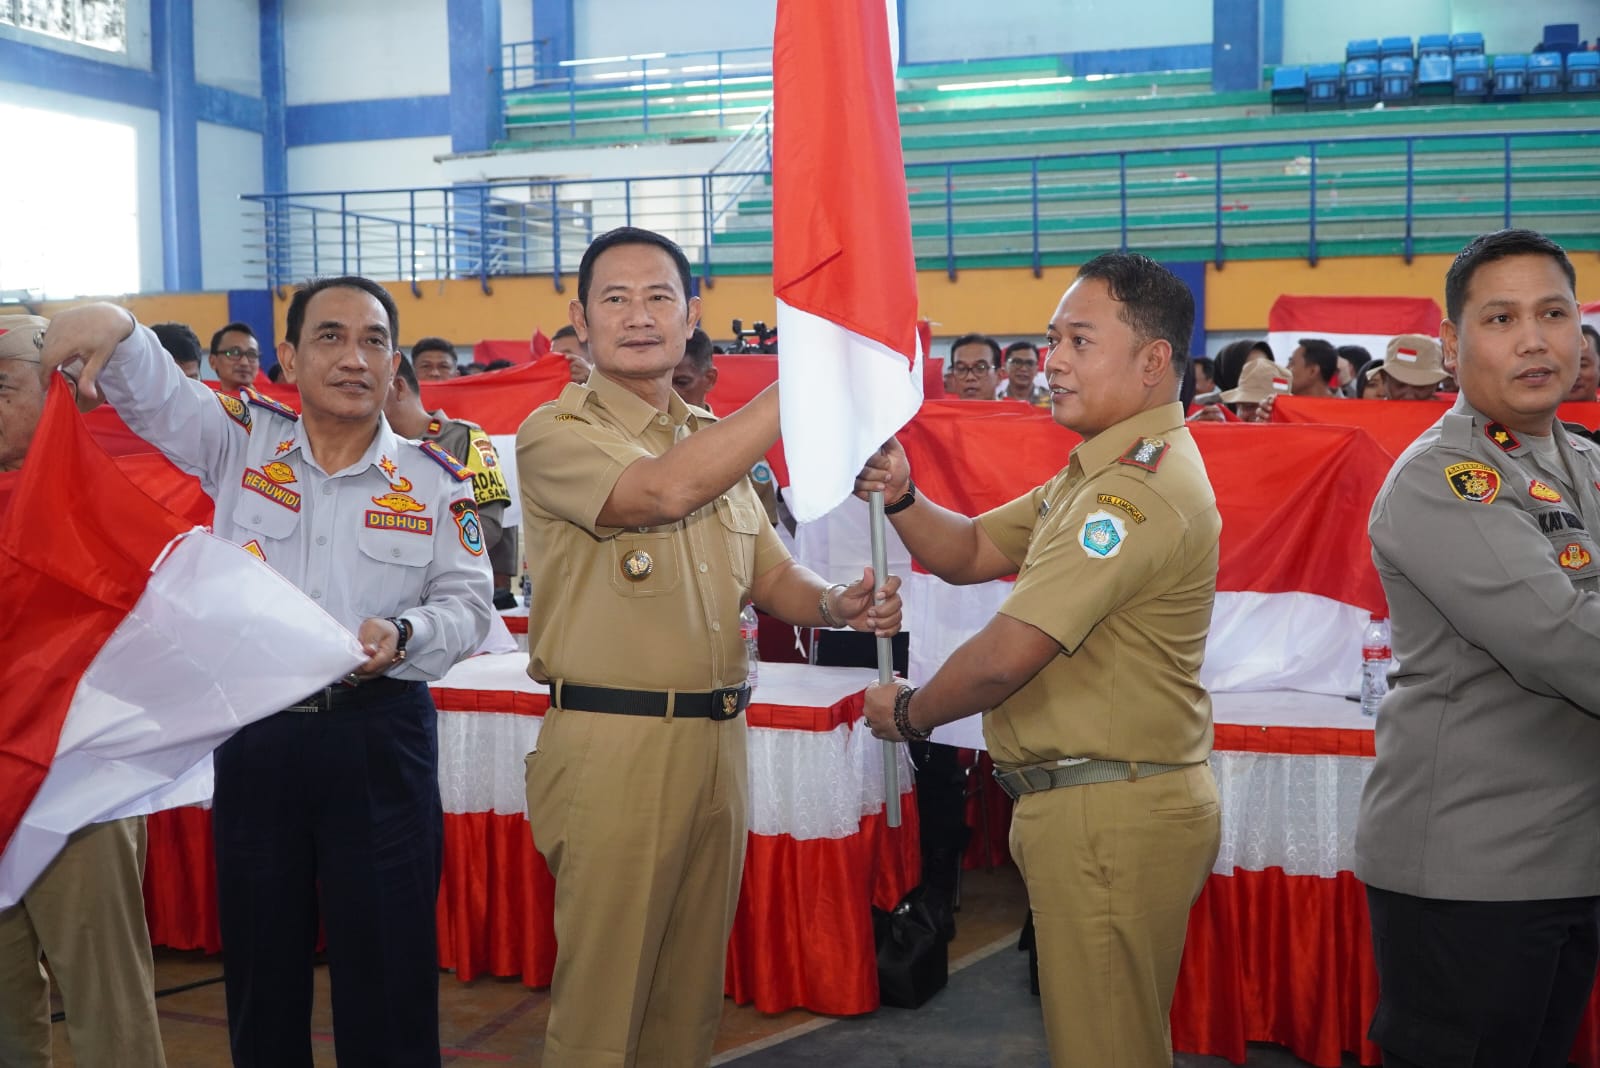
387,616,413,655
883,480,917,515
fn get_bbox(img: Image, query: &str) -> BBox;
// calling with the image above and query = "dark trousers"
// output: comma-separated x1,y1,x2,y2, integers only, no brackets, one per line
213,680,444,1068
1366,885,1600,1068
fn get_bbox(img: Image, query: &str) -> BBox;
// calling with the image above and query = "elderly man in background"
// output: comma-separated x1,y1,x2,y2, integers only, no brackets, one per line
1366,334,1449,401
0,315,167,1068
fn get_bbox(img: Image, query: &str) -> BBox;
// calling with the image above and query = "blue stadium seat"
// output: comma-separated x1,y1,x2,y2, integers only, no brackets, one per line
1346,38,1380,62
1306,63,1343,105
1491,54,1528,96
1417,53,1454,95
1418,34,1452,59
1271,65,1308,107
1454,53,1489,96
1568,51,1600,92
1528,51,1564,93
1344,58,1379,103
1380,56,1415,101
1380,36,1414,61
1451,31,1485,57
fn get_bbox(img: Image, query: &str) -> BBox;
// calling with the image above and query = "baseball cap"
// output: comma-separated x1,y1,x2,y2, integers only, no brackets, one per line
1376,334,1447,387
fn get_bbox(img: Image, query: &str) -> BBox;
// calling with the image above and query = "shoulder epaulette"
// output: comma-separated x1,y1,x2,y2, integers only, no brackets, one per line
1115,436,1169,473
243,387,300,422
216,391,252,431
416,439,472,481
1483,422,1521,453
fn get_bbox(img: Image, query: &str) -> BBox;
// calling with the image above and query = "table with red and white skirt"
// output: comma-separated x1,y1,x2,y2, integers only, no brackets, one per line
141,657,921,1017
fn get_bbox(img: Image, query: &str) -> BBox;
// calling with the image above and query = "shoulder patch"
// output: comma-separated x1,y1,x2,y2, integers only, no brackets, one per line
243,387,299,422
1096,493,1146,524
1444,461,1502,504
417,440,472,481
1079,510,1127,558
1116,437,1169,473
216,391,251,431
451,498,485,555
750,460,773,485
1484,423,1520,452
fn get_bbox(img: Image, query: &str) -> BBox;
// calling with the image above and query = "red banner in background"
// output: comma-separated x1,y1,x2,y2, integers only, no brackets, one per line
1272,396,1600,459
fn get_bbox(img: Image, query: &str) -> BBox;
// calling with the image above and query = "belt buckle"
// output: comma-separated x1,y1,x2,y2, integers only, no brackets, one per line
993,769,1022,801
709,687,744,721
1018,766,1056,793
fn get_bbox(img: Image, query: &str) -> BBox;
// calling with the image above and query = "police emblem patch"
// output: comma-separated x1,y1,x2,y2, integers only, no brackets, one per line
1116,437,1168,473
1079,509,1127,559
471,436,499,469
621,549,653,581
1444,462,1502,504
1560,543,1592,571
451,498,484,555
1529,480,1563,504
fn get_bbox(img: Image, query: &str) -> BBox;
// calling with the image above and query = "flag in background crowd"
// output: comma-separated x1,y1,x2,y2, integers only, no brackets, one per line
1265,294,1443,374
0,380,362,907
771,0,923,524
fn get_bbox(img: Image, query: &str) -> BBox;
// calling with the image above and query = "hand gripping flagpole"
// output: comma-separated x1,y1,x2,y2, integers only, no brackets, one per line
869,489,902,827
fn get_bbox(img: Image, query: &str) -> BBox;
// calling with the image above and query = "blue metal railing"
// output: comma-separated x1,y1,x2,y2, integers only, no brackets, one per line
240,127,1600,289
500,43,774,135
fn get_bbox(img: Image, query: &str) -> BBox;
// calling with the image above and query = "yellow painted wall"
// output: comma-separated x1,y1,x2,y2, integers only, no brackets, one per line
0,292,230,331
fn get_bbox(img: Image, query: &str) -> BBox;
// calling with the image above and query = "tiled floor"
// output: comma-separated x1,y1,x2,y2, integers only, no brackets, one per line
45,865,1332,1066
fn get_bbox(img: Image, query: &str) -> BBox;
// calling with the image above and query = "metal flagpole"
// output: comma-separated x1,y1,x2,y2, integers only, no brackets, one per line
869,489,902,827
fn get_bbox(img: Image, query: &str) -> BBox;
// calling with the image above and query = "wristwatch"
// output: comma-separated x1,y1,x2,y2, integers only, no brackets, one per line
883,479,916,515
387,616,413,662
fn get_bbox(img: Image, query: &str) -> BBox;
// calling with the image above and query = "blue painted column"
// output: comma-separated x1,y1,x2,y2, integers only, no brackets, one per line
153,0,203,290
448,0,503,153
531,0,573,81
259,0,289,294
1262,0,1284,67
1212,0,1262,92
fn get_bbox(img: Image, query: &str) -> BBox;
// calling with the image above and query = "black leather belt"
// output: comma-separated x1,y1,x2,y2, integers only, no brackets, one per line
557,683,750,721
286,676,417,712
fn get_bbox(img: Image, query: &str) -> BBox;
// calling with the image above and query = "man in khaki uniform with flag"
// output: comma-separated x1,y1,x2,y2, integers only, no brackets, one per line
857,252,1221,1067
515,227,902,1067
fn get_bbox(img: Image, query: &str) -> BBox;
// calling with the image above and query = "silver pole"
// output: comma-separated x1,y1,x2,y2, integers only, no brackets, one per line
869,489,902,827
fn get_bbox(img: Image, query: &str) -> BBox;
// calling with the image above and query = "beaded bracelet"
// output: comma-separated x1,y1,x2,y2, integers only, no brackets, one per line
892,685,930,741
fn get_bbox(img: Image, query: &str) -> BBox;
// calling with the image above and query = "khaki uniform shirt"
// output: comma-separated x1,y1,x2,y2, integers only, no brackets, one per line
515,372,790,690
428,411,516,575
976,403,1220,769
1356,397,1600,900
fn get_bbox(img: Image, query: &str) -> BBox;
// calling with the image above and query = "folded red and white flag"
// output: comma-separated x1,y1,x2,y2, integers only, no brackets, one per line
771,0,923,523
0,380,362,907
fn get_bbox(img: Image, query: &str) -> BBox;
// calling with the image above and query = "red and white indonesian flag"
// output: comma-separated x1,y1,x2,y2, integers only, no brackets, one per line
0,381,363,907
1584,300,1600,332
771,0,923,523
1266,295,1442,376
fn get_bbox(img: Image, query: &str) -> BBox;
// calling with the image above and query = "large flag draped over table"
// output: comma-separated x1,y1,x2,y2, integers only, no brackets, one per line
1265,294,1442,374
0,380,363,907
771,0,924,523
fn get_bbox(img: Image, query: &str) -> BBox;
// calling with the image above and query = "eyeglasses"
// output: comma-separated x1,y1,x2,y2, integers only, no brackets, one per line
216,347,260,362
1006,357,1037,368
951,361,992,377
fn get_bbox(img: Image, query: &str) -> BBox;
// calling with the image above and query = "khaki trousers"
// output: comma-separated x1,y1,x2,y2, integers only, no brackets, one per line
0,817,167,1068
526,705,748,1068
1010,762,1220,1068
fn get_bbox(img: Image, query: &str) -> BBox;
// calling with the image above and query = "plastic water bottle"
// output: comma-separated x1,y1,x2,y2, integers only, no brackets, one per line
1360,615,1391,717
740,605,760,689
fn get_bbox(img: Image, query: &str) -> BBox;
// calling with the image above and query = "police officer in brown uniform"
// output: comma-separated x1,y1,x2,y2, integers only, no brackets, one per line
515,227,902,1068
858,252,1221,1067
1357,230,1600,1066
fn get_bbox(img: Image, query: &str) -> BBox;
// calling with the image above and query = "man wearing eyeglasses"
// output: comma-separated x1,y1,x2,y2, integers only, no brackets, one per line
998,340,1051,407
947,333,1001,400
209,322,262,392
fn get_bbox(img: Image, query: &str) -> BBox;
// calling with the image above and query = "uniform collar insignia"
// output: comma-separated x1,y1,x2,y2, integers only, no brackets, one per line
1484,423,1521,452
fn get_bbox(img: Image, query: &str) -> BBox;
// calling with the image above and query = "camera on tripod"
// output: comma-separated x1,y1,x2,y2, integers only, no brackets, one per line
730,318,779,354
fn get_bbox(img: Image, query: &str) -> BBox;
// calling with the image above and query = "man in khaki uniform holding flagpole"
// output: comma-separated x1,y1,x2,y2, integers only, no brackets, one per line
857,252,1221,1067
515,226,902,1068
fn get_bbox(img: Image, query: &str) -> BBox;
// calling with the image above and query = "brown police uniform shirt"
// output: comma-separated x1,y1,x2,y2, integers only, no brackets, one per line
515,372,790,691
975,402,1221,769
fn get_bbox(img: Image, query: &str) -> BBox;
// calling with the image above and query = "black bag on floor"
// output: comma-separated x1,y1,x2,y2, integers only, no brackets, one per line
873,885,948,1009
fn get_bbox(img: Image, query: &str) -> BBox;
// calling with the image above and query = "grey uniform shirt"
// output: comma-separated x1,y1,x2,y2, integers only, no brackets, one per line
96,324,493,681
1356,395,1600,901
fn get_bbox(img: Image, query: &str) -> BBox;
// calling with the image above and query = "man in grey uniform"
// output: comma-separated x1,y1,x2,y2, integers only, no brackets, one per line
40,278,493,1068
1357,229,1600,1066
